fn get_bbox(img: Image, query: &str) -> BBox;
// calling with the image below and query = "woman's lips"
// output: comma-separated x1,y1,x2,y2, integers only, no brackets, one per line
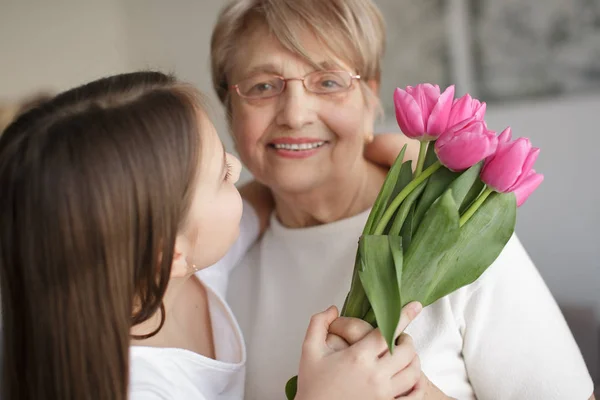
268,138,329,159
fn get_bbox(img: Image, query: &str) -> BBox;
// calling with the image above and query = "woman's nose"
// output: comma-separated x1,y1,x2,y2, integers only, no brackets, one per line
275,80,316,130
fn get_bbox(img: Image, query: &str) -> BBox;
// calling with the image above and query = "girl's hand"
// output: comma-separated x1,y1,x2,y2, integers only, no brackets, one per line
296,302,424,400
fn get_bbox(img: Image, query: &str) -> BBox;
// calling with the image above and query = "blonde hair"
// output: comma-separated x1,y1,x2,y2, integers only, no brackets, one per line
210,0,386,105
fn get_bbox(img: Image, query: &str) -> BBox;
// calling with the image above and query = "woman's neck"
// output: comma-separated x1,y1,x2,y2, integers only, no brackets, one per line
273,160,387,228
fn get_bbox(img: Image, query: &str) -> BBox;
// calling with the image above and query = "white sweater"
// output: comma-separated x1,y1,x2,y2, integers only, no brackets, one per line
128,201,259,400
228,208,594,400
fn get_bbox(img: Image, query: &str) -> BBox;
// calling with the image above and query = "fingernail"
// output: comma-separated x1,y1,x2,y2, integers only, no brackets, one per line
411,302,423,315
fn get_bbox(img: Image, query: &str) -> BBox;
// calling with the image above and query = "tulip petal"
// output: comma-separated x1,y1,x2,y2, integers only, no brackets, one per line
474,101,487,120
510,146,540,190
447,93,472,129
426,85,455,137
413,84,441,127
482,138,530,191
513,171,544,207
498,127,512,144
436,118,476,149
394,88,425,138
436,122,497,171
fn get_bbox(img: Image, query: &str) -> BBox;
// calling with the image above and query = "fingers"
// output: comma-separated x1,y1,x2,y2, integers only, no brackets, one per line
349,302,423,358
349,326,389,356
325,333,350,351
302,306,339,354
328,316,374,345
390,357,422,398
379,333,416,371
394,302,423,339
395,372,427,399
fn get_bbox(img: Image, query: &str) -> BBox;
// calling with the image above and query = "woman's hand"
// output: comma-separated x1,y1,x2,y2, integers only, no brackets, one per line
296,302,425,400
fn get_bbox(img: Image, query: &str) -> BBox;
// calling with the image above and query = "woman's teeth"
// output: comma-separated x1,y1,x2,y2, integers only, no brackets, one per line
272,141,326,151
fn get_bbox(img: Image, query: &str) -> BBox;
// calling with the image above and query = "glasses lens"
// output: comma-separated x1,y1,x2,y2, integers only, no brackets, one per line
237,75,284,99
306,71,352,94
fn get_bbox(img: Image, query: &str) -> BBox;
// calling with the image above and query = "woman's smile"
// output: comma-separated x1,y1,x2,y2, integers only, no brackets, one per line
268,137,330,159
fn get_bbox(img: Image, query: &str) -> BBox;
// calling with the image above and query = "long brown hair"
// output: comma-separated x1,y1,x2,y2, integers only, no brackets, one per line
0,72,202,399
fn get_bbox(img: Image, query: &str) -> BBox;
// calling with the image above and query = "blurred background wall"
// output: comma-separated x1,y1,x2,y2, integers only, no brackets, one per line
1,0,599,380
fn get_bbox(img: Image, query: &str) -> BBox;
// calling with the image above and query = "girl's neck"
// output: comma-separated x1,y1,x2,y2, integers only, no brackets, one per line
130,275,215,358
273,160,387,228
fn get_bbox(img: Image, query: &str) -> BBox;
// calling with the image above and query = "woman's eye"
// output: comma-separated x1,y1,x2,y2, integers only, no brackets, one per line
255,83,273,92
320,79,341,88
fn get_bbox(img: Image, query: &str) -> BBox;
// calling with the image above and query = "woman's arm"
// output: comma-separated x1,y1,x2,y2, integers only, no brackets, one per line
461,236,595,399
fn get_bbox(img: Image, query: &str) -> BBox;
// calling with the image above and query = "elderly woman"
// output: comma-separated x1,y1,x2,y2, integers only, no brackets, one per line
210,0,595,399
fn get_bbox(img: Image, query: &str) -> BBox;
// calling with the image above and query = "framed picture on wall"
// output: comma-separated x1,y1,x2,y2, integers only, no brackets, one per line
470,0,600,102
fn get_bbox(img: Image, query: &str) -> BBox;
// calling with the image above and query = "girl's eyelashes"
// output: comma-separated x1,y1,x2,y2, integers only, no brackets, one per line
224,161,233,182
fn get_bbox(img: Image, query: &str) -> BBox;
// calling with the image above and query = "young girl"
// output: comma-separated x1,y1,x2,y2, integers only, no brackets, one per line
0,71,424,400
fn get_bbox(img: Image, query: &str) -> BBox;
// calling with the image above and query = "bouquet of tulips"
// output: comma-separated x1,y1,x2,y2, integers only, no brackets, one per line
285,84,544,399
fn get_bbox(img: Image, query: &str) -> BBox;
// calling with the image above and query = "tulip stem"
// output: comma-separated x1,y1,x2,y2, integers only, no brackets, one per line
414,141,428,178
459,186,494,227
374,161,442,235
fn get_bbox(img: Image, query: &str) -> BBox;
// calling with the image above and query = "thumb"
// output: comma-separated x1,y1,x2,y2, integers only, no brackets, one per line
302,305,339,354
394,301,423,339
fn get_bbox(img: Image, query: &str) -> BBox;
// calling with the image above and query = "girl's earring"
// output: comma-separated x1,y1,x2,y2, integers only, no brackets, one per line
365,134,374,144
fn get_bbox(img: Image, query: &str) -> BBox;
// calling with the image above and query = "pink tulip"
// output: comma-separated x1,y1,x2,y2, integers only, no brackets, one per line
394,84,455,140
435,120,498,171
447,94,487,129
481,127,544,207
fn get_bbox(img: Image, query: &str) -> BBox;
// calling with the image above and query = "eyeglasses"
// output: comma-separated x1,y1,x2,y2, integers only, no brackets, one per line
231,70,361,100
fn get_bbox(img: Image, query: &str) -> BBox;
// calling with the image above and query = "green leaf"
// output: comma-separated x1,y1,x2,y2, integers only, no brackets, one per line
341,253,371,318
412,167,458,229
285,375,298,400
344,145,409,318
388,180,427,236
389,236,404,311
385,161,413,208
363,144,407,235
363,307,376,327
422,139,439,170
458,179,485,214
358,235,403,352
400,190,461,307
400,206,415,249
447,162,483,209
426,192,516,301
382,161,418,236
378,160,414,234
412,162,483,229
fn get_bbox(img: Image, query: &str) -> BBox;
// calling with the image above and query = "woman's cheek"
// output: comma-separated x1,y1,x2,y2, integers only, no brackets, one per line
321,104,366,142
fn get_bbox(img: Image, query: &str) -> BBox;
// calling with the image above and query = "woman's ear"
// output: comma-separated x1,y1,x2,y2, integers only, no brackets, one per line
366,79,380,97
170,238,191,279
